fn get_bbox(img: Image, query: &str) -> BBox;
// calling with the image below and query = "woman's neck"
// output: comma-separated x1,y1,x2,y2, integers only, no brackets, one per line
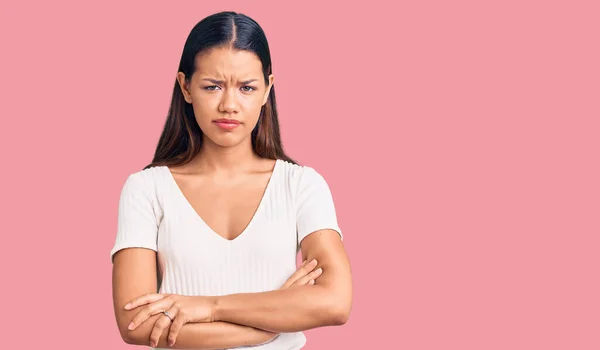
191,138,261,175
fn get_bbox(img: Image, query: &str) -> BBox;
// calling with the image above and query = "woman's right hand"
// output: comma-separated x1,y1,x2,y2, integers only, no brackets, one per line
280,258,323,289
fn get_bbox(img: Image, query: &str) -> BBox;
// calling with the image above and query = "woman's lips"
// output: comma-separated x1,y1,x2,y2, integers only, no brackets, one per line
213,119,240,130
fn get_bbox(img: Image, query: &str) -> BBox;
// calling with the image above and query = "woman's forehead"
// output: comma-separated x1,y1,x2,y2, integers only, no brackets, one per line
195,47,262,78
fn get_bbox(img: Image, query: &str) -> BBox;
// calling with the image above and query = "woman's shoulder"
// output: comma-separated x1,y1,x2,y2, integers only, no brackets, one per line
277,158,306,180
126,165,165,181
119,165,168,195
276,159,330,187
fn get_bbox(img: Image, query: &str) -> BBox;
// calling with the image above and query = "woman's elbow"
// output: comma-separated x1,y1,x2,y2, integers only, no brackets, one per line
121,334,137,346
324,293,352,326
116,317,145,345
120,328,148,346
118,323,137,345
118,325,134,344
331,302,351,325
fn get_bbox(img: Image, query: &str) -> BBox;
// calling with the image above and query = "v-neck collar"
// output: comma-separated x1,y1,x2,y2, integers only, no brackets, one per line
163,159,281,243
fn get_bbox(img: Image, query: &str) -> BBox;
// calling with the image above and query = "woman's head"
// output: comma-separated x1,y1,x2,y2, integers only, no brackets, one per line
145,11,296,169
178,46,273,150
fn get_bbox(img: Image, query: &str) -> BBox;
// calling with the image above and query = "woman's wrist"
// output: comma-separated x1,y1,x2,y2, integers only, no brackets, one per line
210,295,221,322
255,332,280,346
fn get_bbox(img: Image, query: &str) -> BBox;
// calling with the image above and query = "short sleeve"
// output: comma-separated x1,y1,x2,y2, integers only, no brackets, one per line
110,172,159,263
296,167,343,245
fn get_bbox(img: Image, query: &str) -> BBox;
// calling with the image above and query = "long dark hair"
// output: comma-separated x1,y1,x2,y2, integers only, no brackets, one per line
143,11,297,170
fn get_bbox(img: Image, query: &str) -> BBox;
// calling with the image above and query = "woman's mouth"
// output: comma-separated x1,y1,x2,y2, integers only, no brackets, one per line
213,119,240,130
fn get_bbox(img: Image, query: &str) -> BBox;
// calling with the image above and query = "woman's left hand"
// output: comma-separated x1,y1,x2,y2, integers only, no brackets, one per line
124,293,216,347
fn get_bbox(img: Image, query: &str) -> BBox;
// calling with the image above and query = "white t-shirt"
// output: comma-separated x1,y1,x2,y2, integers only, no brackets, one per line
110,159,343,350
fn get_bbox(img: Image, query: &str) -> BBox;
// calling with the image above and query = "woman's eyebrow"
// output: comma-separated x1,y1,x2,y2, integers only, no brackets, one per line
201,78,259,84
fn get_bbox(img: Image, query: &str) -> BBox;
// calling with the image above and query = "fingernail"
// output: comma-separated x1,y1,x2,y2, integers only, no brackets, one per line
309,279,315,285
124,303,131,310
150,341,155,347
128,322,134,330
316,268,323,273
311,259,317,265
168,339,174,346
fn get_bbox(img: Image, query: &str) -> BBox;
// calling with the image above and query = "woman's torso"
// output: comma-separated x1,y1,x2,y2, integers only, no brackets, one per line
143,159,306,349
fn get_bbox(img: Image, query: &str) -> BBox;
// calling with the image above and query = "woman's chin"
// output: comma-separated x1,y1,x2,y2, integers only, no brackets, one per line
204,133,249,148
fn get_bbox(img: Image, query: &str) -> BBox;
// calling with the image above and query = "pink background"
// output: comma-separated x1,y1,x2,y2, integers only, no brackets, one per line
2,1,599,349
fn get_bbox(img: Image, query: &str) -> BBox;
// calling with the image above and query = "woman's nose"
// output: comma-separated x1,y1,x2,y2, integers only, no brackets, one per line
219,89,239,113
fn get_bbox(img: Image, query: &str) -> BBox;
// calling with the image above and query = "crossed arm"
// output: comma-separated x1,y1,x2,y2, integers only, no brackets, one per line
113,249,277,349
112,229,352,349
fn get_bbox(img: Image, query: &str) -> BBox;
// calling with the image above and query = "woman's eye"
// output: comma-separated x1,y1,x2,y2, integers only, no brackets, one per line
204,86,254,92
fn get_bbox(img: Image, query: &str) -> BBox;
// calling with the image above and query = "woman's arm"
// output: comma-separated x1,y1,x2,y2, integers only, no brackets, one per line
213,229,353,333
129,319,278,350
112,248,277,349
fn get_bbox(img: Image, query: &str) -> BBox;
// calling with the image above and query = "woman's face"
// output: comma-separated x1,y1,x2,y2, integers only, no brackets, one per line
177,47,274,148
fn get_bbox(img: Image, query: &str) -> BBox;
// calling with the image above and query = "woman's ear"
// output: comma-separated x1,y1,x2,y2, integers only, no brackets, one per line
262,74,274,105
177,72,192,104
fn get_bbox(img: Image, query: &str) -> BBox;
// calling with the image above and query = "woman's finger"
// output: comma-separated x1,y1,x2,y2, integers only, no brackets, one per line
167,307,185,347
128,299,173,331
292,267,323,287
149,309,175,348
281,259,308,288
288,260,319,287
124,293,169,310
284,259,318,288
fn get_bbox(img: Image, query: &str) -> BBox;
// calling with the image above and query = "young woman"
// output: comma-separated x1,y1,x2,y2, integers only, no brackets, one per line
110,11,352,349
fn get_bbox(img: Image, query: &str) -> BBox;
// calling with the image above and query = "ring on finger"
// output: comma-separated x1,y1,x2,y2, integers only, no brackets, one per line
163,310,174,322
